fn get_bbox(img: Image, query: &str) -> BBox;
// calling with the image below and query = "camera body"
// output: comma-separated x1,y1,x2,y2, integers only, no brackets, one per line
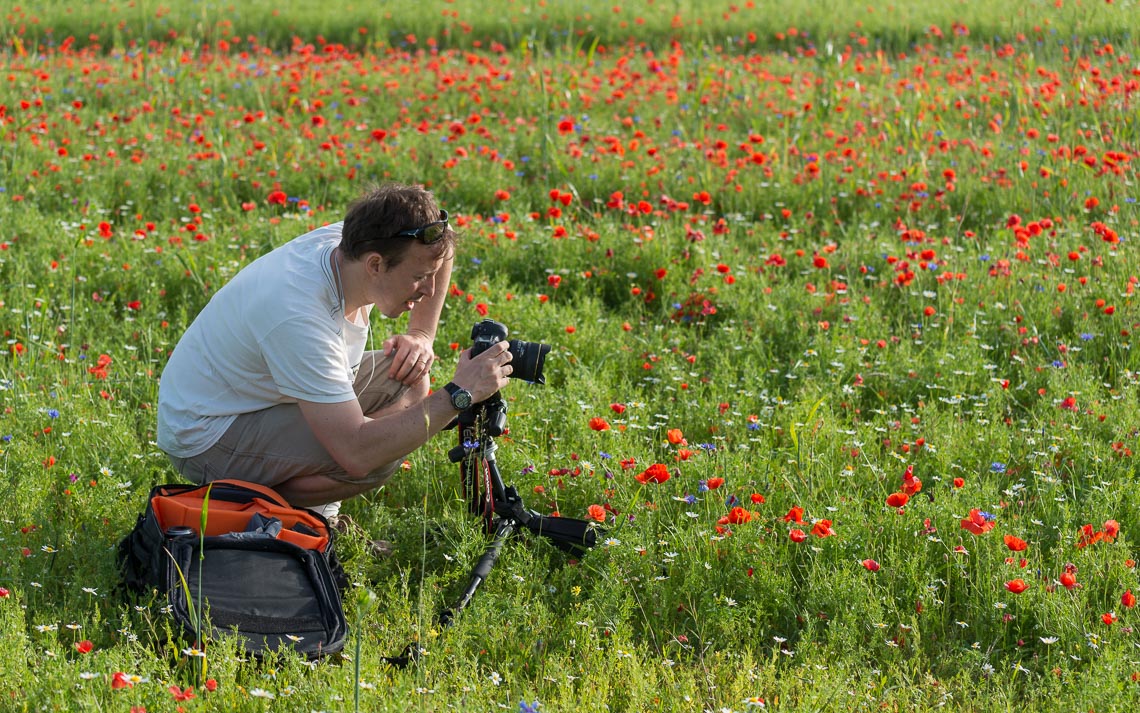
470,319,550,385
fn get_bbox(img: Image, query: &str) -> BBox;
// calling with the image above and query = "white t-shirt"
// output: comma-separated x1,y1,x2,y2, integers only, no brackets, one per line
157,223,369,459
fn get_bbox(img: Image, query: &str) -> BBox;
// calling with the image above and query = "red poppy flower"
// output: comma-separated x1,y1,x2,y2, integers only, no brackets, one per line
1003,534,1028,552
1059,572,1077,590
901,465,922,495
960,509,995,535
789,529,807,543
266,190,287,205
1102,612,1117,626
75,640,93,654
168,685,196,702
588,417,610,432
610,403,627,415
88,353,113,379
1076,523,1105,548
665,428,685,445
706,477,724,490
587,504,606,522
1005,579,1029,594
862,559,880,572
635,463,670,484
750,493,765,504
1104,519,1120,540
886,492,909,508
1123,590,1137,609
811,520,835,538
111,672,133,690
784,506,804,523
720,506,752,525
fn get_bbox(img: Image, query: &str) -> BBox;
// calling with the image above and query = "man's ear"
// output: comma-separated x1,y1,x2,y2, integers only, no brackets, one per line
366,251,387,275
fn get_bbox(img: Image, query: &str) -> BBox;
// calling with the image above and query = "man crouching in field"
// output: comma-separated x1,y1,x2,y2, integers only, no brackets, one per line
157,183,512,523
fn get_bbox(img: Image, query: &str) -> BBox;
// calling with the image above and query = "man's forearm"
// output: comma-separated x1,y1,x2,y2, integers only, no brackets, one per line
319,389,457,480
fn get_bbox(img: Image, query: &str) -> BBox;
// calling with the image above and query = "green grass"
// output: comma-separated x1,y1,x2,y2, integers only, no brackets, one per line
6,0,1137,55
2,1,1140,711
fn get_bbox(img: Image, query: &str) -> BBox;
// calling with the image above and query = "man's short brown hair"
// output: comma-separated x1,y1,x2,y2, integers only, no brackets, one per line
340,183,456,267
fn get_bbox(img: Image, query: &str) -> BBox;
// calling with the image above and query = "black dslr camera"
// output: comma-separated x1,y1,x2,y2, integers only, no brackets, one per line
469,319,550,384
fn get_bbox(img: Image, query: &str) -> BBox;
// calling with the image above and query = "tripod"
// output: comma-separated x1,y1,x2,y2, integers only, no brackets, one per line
384,392,599,666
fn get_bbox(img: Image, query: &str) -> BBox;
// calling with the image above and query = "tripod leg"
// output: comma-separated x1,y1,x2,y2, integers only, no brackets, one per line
438,517,517,627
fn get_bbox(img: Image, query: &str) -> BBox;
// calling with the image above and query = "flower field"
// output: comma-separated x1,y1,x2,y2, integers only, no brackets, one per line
1,1,1139,710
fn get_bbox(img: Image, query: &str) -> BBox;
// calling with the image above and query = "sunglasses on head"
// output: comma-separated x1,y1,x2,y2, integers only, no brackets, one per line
392,210,449,244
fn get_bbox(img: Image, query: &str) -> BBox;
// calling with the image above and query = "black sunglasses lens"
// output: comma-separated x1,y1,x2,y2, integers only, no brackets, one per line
394,211,449,243
421,223,447,243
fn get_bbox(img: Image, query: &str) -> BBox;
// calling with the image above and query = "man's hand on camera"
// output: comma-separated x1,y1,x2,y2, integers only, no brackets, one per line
383,332,435,385
453,341,512,403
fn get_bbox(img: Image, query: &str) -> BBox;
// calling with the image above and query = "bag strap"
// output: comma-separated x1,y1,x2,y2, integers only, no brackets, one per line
206,479,293,509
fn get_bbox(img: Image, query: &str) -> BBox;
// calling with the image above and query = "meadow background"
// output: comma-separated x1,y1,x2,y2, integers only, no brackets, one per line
2,0,1140,710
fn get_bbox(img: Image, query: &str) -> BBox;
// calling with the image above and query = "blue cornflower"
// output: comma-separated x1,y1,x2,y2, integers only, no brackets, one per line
990,462,1007,474
519,701,541,713
599,451,612,459
979,511,997,521
1,435,11,443
683,494,698,505
1080,333,1094,341
47,409,60,419
698,480,710,493
747,422,760,431
1052,360,1064,368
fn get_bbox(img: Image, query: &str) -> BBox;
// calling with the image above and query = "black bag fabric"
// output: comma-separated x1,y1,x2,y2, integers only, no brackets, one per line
118,479,348,659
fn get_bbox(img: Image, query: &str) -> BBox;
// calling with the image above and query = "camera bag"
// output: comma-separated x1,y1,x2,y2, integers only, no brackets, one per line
118,479,348,659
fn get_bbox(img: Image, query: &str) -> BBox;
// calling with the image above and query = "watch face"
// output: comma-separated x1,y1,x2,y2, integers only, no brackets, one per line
452,389,473,410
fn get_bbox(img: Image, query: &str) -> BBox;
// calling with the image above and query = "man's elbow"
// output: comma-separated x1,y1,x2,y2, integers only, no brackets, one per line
337,456,376,482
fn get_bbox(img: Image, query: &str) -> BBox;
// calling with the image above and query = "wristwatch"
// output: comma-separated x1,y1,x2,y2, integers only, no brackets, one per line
443,382,473,411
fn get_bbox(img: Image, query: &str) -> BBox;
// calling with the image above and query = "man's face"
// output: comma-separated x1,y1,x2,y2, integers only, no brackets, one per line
369,241,447,318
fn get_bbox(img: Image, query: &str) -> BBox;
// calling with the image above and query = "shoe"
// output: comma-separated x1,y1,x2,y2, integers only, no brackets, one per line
327,513,355,535
367,539,394,558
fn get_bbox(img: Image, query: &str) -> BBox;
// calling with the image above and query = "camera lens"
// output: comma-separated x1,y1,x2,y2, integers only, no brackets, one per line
506,339,550,384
